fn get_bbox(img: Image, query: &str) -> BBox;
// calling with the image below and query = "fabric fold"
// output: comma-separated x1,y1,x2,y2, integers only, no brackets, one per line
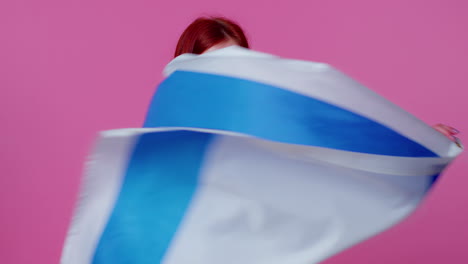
61,46,462,264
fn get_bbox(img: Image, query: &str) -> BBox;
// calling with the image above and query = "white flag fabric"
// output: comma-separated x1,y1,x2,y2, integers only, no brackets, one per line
61,46,462,264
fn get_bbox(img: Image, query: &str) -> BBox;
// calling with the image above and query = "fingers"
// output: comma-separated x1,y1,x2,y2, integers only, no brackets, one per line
437,124,459,134
454,137,463,148
432,124,463,148
432,124,457,139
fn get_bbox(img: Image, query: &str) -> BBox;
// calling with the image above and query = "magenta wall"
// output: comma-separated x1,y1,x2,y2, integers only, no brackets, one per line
1,0,467,263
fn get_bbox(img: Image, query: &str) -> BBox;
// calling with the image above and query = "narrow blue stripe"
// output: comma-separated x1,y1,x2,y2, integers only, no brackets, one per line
429,173,441,187
144,71,437,157
92,131,213,264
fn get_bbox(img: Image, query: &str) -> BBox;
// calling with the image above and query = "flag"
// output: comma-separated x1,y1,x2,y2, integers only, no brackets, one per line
61,46,462,264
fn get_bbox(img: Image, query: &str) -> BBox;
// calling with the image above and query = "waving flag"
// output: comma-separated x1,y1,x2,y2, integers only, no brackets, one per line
61,46,462,264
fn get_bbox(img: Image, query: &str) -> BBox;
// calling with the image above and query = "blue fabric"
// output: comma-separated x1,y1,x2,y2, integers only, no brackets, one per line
92,131,213,264
144,71,437,157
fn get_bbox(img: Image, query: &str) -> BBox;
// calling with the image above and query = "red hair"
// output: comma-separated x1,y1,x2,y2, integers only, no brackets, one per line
174,17,249,57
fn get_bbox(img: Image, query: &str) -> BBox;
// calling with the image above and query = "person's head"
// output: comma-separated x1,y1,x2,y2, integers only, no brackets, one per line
174,17,249,57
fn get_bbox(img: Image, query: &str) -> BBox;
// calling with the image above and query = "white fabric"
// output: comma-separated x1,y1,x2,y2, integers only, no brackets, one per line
165,46,460,158
61,46,462,264
162,135,427,264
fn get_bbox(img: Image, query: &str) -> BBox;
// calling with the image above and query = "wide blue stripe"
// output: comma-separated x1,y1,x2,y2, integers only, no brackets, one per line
92,131,213,264
144,71,437,157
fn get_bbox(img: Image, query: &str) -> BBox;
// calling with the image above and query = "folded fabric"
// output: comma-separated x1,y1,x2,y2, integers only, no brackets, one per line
61,46,462,264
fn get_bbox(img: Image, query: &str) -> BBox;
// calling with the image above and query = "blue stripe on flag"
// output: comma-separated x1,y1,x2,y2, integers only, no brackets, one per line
92,131,213,264
144,71,437,157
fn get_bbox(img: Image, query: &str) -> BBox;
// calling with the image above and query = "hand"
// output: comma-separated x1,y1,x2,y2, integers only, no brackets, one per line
432,123,462,148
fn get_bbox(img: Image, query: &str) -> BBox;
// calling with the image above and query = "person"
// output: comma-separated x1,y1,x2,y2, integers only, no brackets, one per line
174,17,249,57
174,16,460,144
60,16,462,264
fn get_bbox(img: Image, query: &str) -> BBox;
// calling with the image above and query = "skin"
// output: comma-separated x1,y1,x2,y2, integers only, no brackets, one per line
433,123,460,145
202,42,461,145
202,39,238,54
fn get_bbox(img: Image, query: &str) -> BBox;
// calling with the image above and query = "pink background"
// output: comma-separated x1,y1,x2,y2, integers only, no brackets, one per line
1,0,467,263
